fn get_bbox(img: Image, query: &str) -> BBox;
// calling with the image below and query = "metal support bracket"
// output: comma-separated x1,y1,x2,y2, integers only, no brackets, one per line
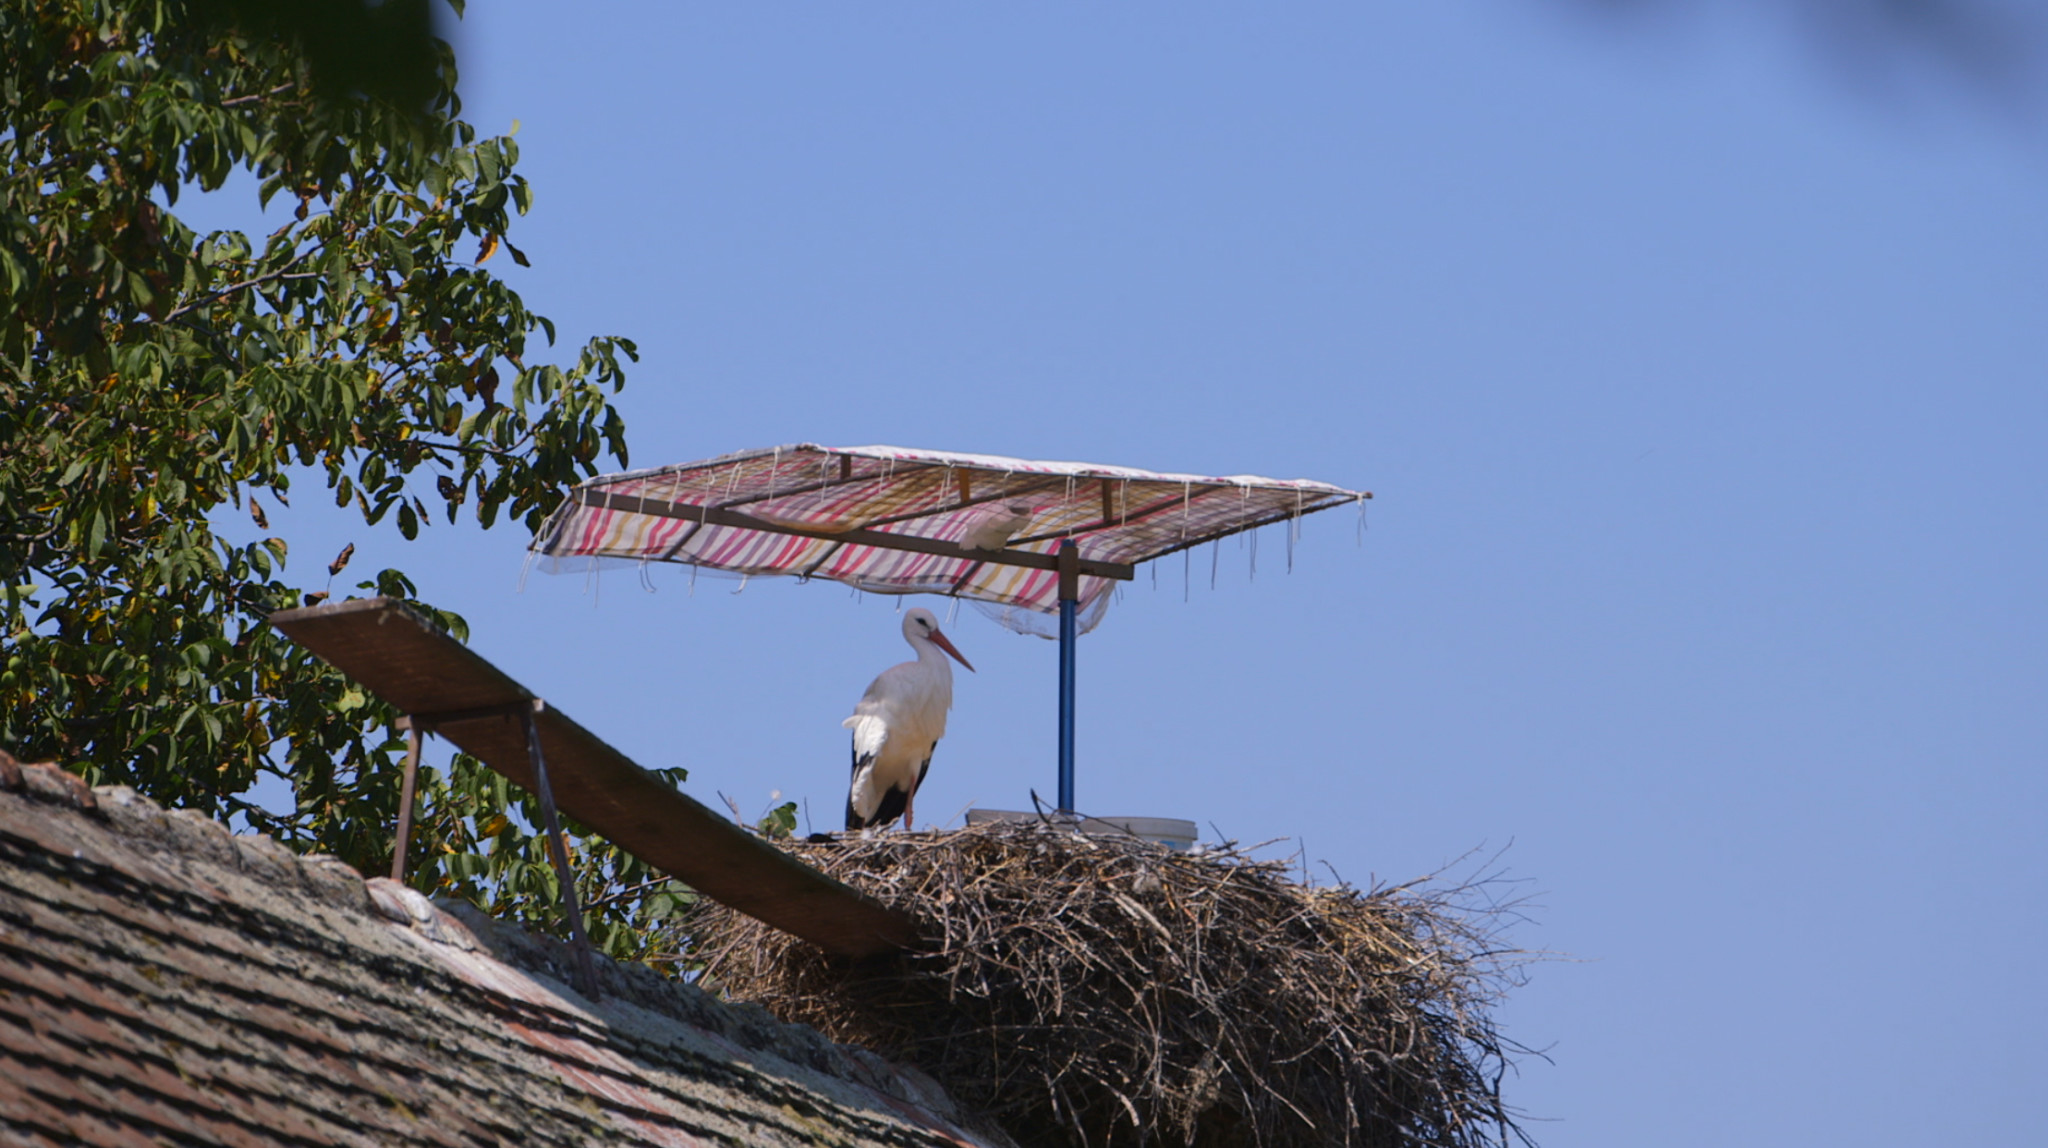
390,719,423,883
397,698,601,1000
518,700,603,1001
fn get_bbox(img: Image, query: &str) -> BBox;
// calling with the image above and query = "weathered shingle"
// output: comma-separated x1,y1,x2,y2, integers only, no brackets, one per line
0,759,1007,1148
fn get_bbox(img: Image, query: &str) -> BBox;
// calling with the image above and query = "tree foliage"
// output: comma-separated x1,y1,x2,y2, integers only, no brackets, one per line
0,0,687,958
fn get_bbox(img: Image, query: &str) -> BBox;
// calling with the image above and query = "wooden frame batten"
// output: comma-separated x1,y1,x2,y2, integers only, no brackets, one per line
577,488,1137,581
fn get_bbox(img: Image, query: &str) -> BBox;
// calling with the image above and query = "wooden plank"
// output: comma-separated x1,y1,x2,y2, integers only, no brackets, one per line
581,489,1137,581
269,597,919,959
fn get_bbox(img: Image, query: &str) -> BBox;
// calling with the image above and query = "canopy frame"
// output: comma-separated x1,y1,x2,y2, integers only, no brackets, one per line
575,487,1138,582
535,444,1370,813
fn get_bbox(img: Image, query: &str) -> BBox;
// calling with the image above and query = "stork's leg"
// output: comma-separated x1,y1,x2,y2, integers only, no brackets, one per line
905,791,916,830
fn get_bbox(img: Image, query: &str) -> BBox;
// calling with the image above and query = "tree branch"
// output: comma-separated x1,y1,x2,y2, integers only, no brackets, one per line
0,517,60,543
408,435,529,458
163,268,325,322
218,82,297,109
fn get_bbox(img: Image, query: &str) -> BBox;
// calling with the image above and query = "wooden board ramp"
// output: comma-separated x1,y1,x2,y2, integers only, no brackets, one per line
269,597,918,961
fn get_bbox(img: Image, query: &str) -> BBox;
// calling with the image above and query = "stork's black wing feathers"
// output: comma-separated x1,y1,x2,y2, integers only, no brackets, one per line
863,749,932,831
842,739,935,833
845,739,876,830
869,786,909,829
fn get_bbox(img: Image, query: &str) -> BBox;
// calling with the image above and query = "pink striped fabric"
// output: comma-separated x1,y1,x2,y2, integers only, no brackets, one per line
531,445,1368,633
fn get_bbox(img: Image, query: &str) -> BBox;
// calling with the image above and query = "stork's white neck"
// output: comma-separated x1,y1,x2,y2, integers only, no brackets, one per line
907,633,953,670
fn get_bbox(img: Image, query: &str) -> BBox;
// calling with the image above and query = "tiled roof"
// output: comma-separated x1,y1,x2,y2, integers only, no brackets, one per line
0,754,1009,1148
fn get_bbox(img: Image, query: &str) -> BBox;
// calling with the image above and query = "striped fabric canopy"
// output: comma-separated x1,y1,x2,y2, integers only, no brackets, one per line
531,444,1369,635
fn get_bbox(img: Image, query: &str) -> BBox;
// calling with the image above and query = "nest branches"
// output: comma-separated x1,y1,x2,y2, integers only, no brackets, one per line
688,821,1537,1148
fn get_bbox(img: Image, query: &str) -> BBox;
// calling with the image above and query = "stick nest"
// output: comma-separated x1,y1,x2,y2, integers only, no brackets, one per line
688,820,1533,1148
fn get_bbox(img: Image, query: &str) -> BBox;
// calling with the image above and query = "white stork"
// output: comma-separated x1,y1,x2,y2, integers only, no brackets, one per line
843,607,974,831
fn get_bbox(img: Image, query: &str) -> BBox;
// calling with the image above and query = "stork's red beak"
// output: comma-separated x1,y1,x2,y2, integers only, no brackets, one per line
930,628,975,672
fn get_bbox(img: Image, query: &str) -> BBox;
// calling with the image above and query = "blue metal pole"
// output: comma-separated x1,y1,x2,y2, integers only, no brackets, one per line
1056,539,1079,813
1058,596,1077,812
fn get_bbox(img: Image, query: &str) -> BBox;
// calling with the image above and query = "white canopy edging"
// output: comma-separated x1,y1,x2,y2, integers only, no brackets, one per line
531,444,1369,635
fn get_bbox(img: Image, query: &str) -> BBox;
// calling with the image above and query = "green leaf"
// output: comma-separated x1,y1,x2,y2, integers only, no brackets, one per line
757,802,798,840
0,0,660,973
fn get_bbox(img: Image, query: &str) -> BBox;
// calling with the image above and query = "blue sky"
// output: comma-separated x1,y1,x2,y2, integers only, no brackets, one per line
217,4,2044,1144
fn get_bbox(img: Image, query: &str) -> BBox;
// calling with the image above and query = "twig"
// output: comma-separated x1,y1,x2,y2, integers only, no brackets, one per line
582,877,671,913
219,82,297,109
